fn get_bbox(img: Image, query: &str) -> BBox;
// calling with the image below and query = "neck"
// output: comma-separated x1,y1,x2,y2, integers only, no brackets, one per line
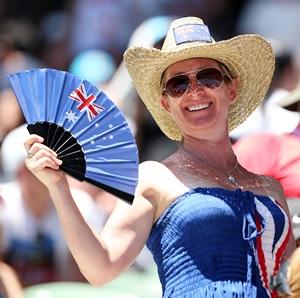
180,137,239,187
181,135,236,168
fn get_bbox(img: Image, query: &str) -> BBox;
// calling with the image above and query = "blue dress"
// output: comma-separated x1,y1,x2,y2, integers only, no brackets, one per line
146,188,291,298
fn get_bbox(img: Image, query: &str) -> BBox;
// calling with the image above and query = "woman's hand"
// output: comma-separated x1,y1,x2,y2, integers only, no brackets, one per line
24,134,66,189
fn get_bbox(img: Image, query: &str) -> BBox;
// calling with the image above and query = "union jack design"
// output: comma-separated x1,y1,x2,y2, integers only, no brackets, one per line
69,83,104,121
254,196,291,298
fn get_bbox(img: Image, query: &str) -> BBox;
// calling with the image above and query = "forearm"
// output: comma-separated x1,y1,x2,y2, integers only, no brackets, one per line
23,135,140,285
49,182,118,285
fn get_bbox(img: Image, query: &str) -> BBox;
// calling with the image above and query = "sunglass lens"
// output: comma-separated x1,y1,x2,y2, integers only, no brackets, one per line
196,68,223,89
165,75,189,98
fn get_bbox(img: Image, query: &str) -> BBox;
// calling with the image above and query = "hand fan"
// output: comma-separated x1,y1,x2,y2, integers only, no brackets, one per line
8,68,139,204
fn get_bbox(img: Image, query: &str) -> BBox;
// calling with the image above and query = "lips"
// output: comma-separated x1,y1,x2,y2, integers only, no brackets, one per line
186,102,212,112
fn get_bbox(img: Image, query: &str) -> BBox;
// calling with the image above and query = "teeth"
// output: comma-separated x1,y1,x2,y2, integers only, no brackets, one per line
187,103,210,111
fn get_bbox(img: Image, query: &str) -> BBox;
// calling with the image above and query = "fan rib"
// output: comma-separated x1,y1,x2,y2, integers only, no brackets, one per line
59,149,83,159
57,141,80,156
49,124,61,149
55,135,74,154
52,131,70,151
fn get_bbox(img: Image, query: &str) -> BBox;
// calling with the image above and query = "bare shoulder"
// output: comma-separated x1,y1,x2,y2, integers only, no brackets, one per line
137,160,189,221
137,160,185,199
259,174,286,205
139,160,167,178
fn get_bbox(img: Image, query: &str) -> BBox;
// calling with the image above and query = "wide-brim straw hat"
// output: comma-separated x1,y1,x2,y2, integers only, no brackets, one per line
124,16,275,141
278,84,300,111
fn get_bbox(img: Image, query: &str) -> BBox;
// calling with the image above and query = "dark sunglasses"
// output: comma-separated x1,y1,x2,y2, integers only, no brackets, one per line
162,67,231,98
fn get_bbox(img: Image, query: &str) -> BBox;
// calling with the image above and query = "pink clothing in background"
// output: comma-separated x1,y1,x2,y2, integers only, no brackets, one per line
233,133,300,198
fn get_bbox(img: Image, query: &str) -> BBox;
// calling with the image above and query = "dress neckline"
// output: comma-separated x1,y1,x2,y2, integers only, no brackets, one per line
153,187,273,227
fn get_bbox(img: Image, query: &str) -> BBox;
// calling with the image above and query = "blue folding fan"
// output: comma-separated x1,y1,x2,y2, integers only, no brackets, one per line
8,68,139,204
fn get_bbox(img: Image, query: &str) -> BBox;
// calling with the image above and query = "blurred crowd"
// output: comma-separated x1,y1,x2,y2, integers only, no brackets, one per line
0,0,300,297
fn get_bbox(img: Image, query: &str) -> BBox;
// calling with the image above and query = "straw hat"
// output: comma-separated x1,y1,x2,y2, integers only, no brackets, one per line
278,84,300,110
124,16,275,141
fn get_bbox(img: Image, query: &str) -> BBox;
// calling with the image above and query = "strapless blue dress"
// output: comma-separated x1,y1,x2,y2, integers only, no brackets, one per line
146,188,291,298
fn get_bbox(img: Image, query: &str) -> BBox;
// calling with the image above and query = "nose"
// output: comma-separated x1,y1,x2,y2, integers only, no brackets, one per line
187,76,205,95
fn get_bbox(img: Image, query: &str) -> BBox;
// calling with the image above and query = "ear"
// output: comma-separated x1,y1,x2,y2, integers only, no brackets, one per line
160,95,171,113
228,78,238,105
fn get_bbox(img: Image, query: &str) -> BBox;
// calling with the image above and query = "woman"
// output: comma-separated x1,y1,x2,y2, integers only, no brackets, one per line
24,17,295,297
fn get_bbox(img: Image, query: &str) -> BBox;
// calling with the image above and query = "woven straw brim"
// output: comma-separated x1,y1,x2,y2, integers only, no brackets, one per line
124,34,275,141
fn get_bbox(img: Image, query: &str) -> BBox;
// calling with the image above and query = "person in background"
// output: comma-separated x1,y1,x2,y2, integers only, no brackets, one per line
0,196,23,298
230,41,300,140
24,17,295,297
0,89,24,147
0,124,105,286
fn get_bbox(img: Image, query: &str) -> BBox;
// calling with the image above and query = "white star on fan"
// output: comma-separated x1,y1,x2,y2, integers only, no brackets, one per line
66,110,78,123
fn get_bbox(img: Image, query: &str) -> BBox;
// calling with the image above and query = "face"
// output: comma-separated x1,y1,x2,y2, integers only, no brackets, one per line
160,58,238,139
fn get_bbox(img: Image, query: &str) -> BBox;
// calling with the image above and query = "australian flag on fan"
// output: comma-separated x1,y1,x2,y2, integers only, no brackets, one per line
8,68,139,204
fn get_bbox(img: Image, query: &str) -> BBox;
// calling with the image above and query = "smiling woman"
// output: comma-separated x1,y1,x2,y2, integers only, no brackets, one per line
23,16,295,298
158,58,238,138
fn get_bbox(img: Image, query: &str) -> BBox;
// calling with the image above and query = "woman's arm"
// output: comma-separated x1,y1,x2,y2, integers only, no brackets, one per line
24,135,158,286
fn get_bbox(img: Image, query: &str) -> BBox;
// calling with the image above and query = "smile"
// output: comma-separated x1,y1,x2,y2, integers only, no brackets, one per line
187,102,211,112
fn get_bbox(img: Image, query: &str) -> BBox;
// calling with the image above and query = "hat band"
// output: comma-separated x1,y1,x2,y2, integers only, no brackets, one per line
173,24,212,45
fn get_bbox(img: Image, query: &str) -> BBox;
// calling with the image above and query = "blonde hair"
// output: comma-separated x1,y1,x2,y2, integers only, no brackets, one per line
286,247,300,297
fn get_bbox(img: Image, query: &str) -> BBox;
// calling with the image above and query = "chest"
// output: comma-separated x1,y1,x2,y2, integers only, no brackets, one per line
153,190,288,248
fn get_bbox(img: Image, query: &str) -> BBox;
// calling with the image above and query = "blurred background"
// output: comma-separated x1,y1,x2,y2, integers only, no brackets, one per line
0,0,300,297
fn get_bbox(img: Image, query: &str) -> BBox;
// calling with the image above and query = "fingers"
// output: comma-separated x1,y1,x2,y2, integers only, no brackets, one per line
27,148,62,167
24,134,58,159
24,134,62,168
27,142,58,159
24,134,44,153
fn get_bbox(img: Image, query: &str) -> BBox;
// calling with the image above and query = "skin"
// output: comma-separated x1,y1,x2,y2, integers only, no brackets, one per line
24,58,296,286
0,262,23,298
